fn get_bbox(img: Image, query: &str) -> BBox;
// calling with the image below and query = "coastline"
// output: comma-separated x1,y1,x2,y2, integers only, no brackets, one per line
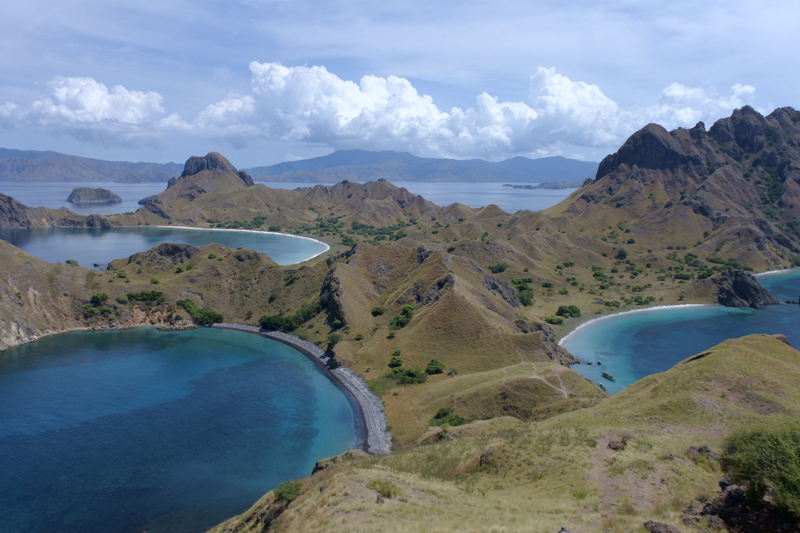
161,225,331,264
211,323,392,455
557,303,711,347
755,266,799,277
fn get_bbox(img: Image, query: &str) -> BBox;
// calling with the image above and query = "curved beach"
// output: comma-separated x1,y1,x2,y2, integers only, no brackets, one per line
212,323,392,455
167,225,330,263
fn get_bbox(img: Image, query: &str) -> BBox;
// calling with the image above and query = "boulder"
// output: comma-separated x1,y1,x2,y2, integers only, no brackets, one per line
713,270,779,309
643,521,682,533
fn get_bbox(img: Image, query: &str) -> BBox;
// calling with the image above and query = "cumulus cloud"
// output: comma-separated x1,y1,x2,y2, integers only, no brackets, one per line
1,65,762,158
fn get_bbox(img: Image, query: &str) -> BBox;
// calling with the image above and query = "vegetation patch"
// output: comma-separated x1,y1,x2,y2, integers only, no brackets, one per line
176,299,223,325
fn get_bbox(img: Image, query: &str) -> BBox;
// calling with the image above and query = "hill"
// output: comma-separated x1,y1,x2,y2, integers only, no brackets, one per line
0,148,181,182
208,334,800,533
242,150,598,183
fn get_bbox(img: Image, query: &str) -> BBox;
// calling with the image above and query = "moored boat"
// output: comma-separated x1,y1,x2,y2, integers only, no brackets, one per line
602,371,615,381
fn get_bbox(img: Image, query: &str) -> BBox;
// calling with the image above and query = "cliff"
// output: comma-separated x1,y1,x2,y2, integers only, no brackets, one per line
713,269,780,309
66,187,123,204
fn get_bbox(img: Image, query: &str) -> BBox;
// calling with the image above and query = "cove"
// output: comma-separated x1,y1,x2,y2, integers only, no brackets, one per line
562,269,800,394
0,327,358,533
0,226,328,267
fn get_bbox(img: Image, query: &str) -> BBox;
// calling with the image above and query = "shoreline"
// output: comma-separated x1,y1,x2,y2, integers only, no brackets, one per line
755,266,799,277
557,303,711,347
211,323,392,455
160,225,331,264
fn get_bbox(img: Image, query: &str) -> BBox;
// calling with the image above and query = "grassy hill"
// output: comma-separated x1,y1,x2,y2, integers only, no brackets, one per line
209,334,800,533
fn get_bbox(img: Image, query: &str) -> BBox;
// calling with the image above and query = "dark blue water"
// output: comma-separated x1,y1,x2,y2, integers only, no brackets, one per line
563,269,800,394
0,226,328,267
0,327,357,533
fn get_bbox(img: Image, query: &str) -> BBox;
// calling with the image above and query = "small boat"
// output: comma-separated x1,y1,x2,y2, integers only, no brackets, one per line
596,382,606,391
602,371,615,381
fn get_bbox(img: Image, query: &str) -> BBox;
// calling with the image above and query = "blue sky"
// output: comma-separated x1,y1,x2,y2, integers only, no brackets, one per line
0,0,797,168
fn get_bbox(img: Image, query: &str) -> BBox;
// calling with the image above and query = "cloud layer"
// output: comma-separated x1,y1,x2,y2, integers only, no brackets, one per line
1,63,758,159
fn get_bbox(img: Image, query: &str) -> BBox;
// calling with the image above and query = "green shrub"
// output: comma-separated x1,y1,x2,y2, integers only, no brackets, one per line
126,291,164,305
354,333,364,341
115,295,128,304
83,306,98,318
116,270,127,278
90,293,108,306
721,427,800,516
371,306,386,316
387,367,427,385
327,333,341,348
150,277,160,284
273,480,302,503
208,253,216,259
542,282,553,288
388,356,404,368
176,299,223,325
430,407,467,427
627,238,635,244
268,292,278,303
390,304,415,329
66,259,78,266
426,359,446,374
517,289,534,306
260,302,322,332
488,262,508,273
616,248,628,260
268,226,282,232
555,305,581,318
544,315,564,325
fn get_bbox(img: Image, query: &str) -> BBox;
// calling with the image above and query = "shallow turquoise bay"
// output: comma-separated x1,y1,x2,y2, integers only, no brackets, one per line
563,269,800,394
0,226,328,267
0,328,358,533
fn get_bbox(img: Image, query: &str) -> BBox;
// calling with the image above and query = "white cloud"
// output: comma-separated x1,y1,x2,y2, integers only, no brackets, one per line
0,66,764,158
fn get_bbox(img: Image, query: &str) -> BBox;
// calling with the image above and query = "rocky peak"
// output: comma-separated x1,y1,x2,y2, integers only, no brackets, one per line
596,123,690,179
181,152,237,177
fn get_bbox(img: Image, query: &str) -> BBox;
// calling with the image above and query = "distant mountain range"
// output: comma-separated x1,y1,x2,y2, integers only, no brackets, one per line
241,150,598,183
0,147,598,184
0,148,182,182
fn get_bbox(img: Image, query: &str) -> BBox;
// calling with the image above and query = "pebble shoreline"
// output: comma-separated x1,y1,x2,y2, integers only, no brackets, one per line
212,323,392,455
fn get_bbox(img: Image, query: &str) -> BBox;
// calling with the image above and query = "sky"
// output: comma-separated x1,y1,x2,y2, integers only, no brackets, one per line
0,0,797,168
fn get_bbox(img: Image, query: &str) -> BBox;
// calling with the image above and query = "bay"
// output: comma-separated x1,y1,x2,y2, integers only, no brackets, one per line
0,327,358,533
562,269,800,394
0,226,328,267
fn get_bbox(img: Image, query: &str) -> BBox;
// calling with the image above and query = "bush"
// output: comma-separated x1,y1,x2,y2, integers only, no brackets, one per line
127,291,164,305
116,270,127,278
268,225,281,232
273,480,302,503
260,302,322,332
150,277,160,284
387,367,427,385
83,306,98,318
208,253,216,259
327,333,341,348
544,315,564,325
66,259,79,266
627,238,635,244
426,359,446,374
542,282,553,288
176,299,223,325
721,427,800,516
354,333,364,341
371,306,386,316
90,293,108,306
115,295,128,304
488,262,508,273
268,292,278,303
388,356,404,368
556,305,581,318
390,304,415,329
517,289,534,306
175,266,184,273
616,248,628,260
430,407,467,427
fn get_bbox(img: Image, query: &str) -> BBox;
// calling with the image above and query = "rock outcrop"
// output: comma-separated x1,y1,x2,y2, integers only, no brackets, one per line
66,187,123,204
713,270,779,309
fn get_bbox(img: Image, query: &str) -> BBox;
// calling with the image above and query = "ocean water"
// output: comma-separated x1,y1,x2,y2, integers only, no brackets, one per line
0,180,575,216
0,327,358,533
0,226,328,267
0,180,167,216
563,269,800,394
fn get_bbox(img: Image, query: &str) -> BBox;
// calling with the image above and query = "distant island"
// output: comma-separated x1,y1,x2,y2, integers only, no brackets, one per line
66,187,123,204
502,179,588,190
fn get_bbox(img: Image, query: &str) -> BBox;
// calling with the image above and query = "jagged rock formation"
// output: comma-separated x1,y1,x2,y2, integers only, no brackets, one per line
66,187,122,204
549,106,800,268
713,270,780,309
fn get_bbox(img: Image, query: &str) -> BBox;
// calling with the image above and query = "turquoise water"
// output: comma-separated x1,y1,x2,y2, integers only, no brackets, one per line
563,269,800,394
0,327,358,533
0,226,327,267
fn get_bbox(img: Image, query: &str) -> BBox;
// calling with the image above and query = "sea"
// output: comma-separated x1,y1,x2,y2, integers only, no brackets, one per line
0,327,358,533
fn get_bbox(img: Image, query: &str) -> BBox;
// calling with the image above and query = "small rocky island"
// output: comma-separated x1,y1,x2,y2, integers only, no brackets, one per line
66,187,123,204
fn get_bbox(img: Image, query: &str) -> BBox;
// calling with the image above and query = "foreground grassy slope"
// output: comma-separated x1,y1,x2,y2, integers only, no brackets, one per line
210,334,800,533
